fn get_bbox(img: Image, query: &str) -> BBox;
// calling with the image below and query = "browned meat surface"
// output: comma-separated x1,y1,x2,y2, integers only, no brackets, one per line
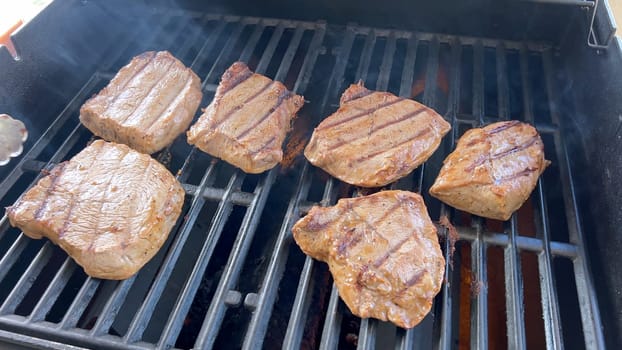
292,190,445,328
304,82,451,187
186,62,304,173
6,140,185,280
80,51,202,154
429,120,550,221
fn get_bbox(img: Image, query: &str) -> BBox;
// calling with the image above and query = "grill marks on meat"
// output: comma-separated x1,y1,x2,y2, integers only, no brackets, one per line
304,82,451,187
80,51,203,154
292,190,445,329
6,140,185,280
187,62,304,174
429,121,550,221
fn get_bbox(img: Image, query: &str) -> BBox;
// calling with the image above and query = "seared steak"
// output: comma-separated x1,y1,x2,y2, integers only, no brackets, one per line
6,140,185,280
292,190,445,328
304,82,451,187
429,120,550,221
80,51,203,154
186,62,304,173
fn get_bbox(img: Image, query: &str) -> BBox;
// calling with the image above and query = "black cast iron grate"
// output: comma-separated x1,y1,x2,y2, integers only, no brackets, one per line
0,9,604,350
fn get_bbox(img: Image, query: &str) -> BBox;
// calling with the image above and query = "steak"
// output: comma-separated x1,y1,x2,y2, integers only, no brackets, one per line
304,82,451,187
429,120,550,221
186,62,305,174
80,51,203,154
6,140,185,280
292,190,445,328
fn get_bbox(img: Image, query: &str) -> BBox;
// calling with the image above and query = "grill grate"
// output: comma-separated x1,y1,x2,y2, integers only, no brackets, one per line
0,10,604,350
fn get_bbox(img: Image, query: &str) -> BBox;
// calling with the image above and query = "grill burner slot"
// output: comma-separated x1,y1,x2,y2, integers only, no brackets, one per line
0,10,603,350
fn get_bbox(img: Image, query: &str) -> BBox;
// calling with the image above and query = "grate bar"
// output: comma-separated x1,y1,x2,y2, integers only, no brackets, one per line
376,32,397,91
241,25,326,349
415,37,441,192
274,25,305,82
28,258,77,322
285,176,337,349
319,25,355,113
395,327,416,350
240,164,312,350
319,285,342,350
0,242,54,315
282,256,315,349
520,47,534,124
0,235,30,282
357,318,377,350
58,278,100,330
473,41,485,123
156,171,244,348
399,34,418,99
496,44,510,120
0,316,151,350
293,22,326,93
192,170,276,349
535,180,564,349
423,38,440,107
150,15,192,52
436,38,462,350
239,21,266,63
313,30,357,343
198,20,230,90
203,20,245,86
122,160,217,343
505,217,527,350
254,23,285,74
442,226,577,257
89,276,138,336
175,15,210,63
470,219,489,349
542,50,605,349
355,29,376,83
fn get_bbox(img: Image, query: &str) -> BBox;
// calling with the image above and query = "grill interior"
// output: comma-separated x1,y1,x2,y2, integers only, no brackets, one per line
0,3,610,350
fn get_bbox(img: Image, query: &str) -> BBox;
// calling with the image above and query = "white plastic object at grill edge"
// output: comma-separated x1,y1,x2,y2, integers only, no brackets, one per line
0,114,28,166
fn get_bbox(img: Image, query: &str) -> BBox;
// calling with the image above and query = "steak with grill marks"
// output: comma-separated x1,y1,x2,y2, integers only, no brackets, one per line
429,120,550,221
304,82,451,187
80,51,203,154
292,190,445,329
186,62,305,173
6,140,185,280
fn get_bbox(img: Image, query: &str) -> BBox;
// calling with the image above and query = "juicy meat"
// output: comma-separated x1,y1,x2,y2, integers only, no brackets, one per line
6,140,185,280
186,62,304,173
80,51,203,154
429,120,550,221
304,82,451,187
292,190,445,328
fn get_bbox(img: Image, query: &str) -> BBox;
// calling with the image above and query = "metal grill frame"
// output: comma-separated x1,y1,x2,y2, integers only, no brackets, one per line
0,10,605,350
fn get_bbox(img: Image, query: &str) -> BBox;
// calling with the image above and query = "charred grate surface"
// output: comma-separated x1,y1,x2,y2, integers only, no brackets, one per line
0,11,604,350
